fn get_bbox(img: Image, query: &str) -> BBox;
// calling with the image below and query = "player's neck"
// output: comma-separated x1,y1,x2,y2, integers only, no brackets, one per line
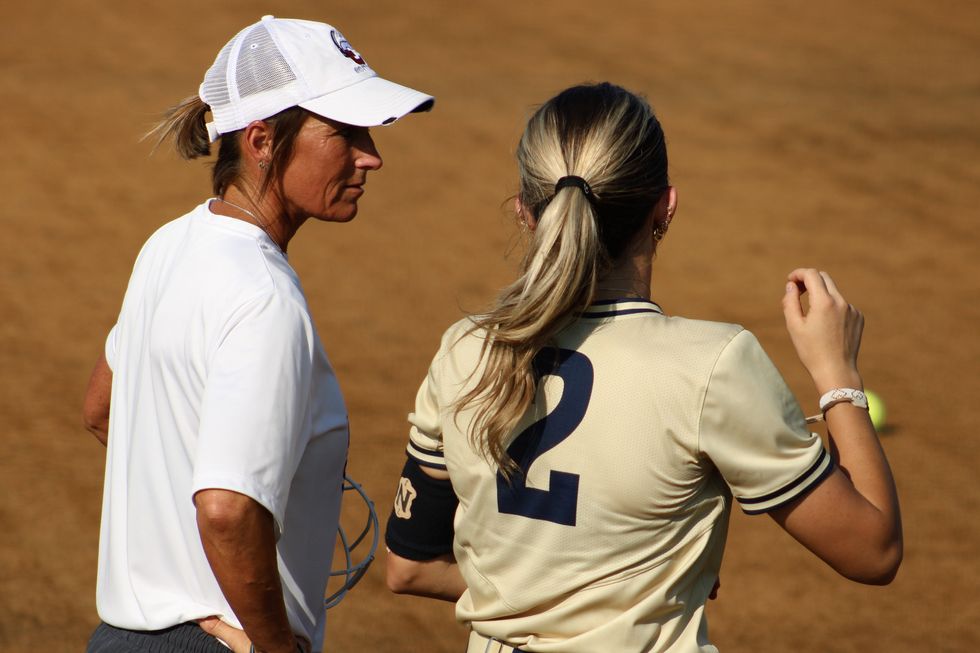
214,187,297,254
594,278,650,301
595,233,654,301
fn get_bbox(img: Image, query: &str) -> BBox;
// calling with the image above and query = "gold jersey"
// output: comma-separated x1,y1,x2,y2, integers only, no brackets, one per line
406,299,831,652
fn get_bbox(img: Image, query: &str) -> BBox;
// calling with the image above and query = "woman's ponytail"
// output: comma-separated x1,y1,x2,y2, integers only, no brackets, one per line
454,83,669,476
145,95,211,160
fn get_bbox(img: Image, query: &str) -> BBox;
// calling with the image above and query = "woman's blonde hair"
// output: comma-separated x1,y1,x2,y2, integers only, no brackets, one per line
145,95,310,197
456,82,669,475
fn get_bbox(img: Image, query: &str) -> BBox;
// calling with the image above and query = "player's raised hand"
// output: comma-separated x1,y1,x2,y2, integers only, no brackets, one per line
782,268,864,393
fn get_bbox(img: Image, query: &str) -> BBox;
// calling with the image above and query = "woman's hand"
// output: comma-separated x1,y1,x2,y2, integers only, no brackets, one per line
196,618,311,653
197,617,251,653
782,268,864,393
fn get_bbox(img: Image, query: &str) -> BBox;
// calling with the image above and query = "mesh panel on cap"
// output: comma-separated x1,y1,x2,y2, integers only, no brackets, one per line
236,24,297,98
201,40,234,108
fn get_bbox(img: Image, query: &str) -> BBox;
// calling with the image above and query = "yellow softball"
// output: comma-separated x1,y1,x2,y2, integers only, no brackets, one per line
866,389,887,431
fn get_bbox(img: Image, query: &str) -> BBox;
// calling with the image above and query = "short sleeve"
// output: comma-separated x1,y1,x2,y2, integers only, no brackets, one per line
105,324,119,371
700,329,833,514
192,293,316,532
405,338,450,470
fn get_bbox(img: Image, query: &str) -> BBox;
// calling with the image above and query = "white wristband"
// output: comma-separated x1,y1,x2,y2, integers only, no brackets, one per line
818,388,869,413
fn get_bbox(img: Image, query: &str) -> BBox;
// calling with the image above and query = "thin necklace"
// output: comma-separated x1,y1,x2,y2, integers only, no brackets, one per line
216,197,284,254
596,285,649,297
597,287,644,294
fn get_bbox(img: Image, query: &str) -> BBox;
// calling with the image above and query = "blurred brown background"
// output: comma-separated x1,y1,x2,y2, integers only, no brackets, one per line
2,0,978,651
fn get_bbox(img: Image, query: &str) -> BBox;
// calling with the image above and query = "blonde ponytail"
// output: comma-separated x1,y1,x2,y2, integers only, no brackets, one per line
461,188,602,475
455,83,670,476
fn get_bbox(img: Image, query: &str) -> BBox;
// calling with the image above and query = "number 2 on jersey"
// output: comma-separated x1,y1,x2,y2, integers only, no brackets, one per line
496,348,593,526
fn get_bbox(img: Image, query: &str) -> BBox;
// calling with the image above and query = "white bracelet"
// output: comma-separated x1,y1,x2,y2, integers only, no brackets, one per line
818,388,869,413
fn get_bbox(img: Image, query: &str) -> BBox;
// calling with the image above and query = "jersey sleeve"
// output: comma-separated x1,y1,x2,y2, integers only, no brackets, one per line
699,329,833,514
406,353,448,470
191,293,316,534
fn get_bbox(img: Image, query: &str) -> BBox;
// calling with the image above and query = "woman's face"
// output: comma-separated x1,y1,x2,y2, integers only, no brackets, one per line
279,114,383,223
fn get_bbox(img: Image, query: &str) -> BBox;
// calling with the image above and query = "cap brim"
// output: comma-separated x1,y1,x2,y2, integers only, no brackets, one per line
299,76,434,127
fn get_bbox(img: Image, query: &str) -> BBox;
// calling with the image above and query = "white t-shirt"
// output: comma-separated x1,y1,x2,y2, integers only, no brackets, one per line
96,201,349,649
404,299,830,652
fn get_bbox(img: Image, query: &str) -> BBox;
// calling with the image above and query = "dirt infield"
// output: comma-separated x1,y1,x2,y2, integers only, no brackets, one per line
2,0,978,651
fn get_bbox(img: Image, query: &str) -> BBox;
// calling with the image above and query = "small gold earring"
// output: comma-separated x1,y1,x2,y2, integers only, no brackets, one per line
258,160,268,170
653,223,668,242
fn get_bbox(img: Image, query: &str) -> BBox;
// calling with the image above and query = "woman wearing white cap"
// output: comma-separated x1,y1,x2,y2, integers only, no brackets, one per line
82,16,433,653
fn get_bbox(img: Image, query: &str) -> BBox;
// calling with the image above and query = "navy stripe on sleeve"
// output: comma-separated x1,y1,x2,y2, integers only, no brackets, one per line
738,449,835,515
407,441,447,469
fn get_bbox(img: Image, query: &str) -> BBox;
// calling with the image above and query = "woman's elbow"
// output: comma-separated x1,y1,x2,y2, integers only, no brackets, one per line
386,554,422,594
840,537,903,585
868,539,903,585
82,354,112,444
81,411,109,445
194,489,266,538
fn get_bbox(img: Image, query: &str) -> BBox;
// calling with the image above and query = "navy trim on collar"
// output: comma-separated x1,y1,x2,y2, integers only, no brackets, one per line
581,298,664,319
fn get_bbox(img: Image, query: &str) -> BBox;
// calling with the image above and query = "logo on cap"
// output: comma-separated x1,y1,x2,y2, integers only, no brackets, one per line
330,30,366,65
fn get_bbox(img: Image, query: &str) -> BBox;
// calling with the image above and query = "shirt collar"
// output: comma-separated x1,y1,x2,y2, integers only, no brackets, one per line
581,297,664,319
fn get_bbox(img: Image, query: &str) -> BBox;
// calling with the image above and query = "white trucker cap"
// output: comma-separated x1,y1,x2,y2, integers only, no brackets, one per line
199,15,435,141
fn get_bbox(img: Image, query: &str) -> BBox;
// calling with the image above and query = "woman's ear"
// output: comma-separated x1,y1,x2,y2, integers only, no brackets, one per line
665,186,678,225
651,186,677,243
241,120,273,168
515,197,538,231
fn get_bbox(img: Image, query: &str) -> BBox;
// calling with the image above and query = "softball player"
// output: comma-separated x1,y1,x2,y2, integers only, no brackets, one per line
385,83,901,652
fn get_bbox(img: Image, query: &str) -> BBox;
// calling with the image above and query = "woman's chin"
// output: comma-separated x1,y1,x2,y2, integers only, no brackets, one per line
315,205,359,224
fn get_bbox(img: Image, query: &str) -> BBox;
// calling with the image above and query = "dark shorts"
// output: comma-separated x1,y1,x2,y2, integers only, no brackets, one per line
86,621,228,653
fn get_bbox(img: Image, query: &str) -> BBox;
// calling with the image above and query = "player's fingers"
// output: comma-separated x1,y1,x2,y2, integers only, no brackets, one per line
787,268,828,295
784,268,828,322
818,271,846,303
789,268,837,311
782,279,805,325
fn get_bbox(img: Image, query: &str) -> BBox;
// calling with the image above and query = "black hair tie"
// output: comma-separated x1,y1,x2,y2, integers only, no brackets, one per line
554,175,595,201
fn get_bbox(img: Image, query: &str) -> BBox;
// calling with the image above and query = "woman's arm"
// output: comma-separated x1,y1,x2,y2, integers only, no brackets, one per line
195,489,305,653
386,550,466,601
770,269,902,584
82,353,112,446
385,463,466,601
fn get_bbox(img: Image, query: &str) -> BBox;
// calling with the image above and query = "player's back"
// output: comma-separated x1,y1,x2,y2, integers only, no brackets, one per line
433,298,744,652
